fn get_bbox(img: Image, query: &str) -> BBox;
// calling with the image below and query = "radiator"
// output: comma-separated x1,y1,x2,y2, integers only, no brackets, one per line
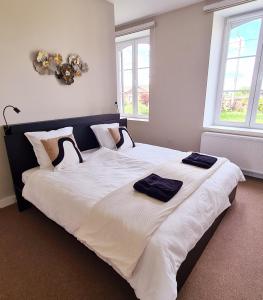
200,132,263,178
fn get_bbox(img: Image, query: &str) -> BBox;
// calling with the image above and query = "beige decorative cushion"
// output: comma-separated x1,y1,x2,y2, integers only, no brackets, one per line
108,127,135,151
41,134,72,161
108,128,121,145
41,134,83,170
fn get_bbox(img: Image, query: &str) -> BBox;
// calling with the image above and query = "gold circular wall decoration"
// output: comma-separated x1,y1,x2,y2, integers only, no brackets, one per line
33,50,89,84
56,63,75,85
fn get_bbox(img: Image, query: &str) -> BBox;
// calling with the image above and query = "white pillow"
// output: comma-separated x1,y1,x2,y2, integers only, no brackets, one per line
25,127,73,168
90,123,119,149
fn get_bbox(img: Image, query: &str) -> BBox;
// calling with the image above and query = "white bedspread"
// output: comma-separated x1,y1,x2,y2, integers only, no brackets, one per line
22,143,245,300
76,153,227,278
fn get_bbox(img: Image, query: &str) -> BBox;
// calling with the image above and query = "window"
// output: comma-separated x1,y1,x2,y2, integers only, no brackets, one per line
215,11,263,129
116,30,150,119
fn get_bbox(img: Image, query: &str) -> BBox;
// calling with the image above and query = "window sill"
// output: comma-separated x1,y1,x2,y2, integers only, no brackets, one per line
122,116,149,122
203,125,263,138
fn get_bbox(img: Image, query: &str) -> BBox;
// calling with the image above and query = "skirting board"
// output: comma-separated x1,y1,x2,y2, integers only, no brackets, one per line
243,170,263,180
0,195,16,209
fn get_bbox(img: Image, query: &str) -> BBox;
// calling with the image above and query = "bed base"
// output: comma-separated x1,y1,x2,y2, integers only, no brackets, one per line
176,186,237,291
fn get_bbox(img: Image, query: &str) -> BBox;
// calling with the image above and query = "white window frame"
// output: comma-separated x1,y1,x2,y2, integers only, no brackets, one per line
214,10,263,129
116,33,150,120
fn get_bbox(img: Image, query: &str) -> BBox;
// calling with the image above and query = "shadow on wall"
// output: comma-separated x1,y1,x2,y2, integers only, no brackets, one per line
0,127,14,199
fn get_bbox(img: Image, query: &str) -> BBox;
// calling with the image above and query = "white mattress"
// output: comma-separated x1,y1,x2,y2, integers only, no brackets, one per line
22,143,244,300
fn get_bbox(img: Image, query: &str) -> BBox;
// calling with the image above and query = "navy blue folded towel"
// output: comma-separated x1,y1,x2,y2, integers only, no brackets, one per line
182,152,217,169
133,173,183,202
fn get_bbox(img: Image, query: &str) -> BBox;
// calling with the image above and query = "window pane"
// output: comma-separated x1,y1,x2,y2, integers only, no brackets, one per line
122,91,133,115
122,46,132,70
138,43,150,68
219,90,249,122
255,81,263,124
138,92,149,115
255,95,263,124
223,57,255,91
227,19,261,58
138,68,149,88
117,36,150,118
138,68,149,115
123,70,132,92
122,70,133,114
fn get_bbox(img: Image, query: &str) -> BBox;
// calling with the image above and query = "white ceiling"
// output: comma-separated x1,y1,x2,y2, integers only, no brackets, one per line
108,0,203,25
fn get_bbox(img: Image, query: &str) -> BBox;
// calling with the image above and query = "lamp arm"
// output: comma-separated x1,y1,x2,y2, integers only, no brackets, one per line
3,105,15,128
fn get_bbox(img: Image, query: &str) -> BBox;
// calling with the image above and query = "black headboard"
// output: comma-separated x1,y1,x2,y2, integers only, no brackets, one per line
4,113,127,211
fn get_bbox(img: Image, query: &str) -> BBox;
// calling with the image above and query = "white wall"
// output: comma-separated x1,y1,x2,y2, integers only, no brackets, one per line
0,0,116,201
127,2,214,152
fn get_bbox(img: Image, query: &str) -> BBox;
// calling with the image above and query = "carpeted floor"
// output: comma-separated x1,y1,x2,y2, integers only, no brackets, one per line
178,177,263,300
0,177,262,300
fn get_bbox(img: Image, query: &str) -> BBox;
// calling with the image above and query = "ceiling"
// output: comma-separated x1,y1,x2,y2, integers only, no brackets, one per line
108,0,203,25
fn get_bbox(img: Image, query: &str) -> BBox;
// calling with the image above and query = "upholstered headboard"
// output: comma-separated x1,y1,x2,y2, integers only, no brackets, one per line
4,113,127,211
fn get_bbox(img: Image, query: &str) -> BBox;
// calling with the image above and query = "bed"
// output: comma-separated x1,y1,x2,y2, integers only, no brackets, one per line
4,113,244,300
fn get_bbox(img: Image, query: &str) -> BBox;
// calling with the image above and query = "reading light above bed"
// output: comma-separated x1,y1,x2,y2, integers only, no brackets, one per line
2,105,21,135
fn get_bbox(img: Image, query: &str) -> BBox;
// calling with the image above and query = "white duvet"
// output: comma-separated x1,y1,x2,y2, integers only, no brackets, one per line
76,153,227,279
22,143,245,300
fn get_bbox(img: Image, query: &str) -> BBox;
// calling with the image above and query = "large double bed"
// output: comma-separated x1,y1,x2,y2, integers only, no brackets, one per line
4,113,244,300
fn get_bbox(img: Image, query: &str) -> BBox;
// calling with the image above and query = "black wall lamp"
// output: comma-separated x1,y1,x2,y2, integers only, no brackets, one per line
3,105,21,135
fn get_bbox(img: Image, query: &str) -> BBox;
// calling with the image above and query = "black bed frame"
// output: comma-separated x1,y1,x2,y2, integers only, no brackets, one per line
3,113,237,294
4,114,127,211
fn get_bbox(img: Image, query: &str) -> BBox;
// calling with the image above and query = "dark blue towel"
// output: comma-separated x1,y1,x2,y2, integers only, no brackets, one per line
133,173,183,202
182,152,217,169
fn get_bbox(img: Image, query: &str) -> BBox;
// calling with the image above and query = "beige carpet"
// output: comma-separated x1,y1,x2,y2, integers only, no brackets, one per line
178,177,263,300
0,177,262,300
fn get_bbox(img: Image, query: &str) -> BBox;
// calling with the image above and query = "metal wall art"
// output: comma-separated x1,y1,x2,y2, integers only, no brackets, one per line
33,50,89,85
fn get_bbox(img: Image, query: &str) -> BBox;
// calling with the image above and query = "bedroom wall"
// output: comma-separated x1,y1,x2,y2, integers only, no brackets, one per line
127,2,213,152
0,0,116,202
